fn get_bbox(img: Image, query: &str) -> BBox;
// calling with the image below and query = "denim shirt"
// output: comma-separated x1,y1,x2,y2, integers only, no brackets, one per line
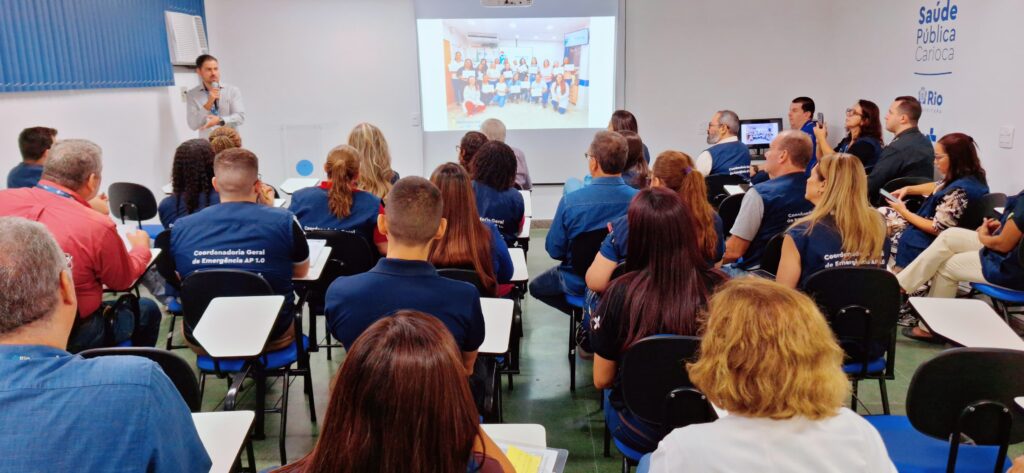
547,176,639,294
0,345,211,472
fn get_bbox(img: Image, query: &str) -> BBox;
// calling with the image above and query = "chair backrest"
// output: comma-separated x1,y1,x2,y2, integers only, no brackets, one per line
305,230,377,277
717,193,745,236
179,270,274,345
107,182,158,225
153,229,180,290
569,228,609,278
705,174,747,208
758,233,785,275
906,348,1024,450
437,268,487,295
959,192,1007,230
803,267,900,373
77,347,201,412
620,335,717,428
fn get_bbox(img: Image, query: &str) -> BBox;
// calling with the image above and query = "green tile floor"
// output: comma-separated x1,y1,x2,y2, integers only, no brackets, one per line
149,229,1022,471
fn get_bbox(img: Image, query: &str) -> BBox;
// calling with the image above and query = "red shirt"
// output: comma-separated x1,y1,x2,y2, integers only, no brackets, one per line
0,180,152,317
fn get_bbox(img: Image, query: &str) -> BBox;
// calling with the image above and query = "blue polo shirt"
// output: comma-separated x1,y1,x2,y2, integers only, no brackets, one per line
288,184,381,244
473,181,525,245
548,176,639,295
786,216,887,288
6,162,43,188
800,120,819,176
981,193,1024,290
599,213,725,265
325,258,485,351
171,201,309,338
158,191,220,228
0,344,211,472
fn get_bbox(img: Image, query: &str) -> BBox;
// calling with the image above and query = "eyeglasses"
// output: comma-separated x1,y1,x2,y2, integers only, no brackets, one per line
934,153,949,160
708,122,723,129
845,108,862,117
584,152,594,160
455,145,461,152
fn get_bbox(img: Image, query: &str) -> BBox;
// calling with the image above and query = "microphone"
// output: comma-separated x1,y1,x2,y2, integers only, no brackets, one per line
211,81,220,110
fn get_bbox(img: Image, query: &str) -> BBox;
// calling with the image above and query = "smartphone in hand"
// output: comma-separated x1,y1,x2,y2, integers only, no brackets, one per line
816,112,825,127
879,188,898,202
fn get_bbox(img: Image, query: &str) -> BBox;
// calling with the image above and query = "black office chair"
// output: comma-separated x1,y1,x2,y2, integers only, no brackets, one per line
437,267,489,295
181,269,316,466
959,192,1007,230
757,233,786,275
108,182,158,227
611,335,717,472
302,230,377,360
804,267,900,414
877,176,932,209
866,348,1024,472
565,228,609,393
717,193,745,236
705,173,747,208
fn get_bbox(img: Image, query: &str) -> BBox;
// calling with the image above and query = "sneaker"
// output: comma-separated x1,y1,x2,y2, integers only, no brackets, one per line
897,311,918,327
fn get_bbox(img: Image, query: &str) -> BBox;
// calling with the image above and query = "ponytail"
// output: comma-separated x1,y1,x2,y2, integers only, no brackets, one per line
325,145,362,219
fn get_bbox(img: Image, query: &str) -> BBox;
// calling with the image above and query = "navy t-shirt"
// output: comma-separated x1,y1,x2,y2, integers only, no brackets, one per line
599,213,726,265
786,216,886,288
158,191,220,229
473,181,525,245
6,162,43,189
325,258,485,351
171,202,309,337
980,193,1024,290
288,184,381,244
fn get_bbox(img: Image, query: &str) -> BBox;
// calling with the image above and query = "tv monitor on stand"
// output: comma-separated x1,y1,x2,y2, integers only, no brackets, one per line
739,118,783,158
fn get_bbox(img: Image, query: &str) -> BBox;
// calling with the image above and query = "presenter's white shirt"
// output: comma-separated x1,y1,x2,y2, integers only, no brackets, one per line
463,86,483,106
186,82,245,138
648,408,897,473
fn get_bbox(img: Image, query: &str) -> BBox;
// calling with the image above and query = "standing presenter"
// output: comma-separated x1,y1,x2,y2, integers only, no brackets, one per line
187,54,245,138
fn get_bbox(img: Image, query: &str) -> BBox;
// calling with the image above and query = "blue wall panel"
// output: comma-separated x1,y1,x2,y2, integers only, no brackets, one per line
0,0,206,93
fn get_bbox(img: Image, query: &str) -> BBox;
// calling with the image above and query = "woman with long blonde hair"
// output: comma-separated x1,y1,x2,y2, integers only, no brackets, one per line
347,123,398,198
646,279,896,472
288,145,381,245
776,153,887,288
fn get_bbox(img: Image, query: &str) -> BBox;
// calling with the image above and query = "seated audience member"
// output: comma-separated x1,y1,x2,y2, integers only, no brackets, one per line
7,126,57,188
812,99,884,171
896,190,1023,342
696,110,751,178
348,122,399,198
457,130,489,174
208,125,242,154
430,163,513,297
588,151,725,294
867,96,935,198
645,278,897,472
608,110,651,164
751,97,818,184
0,217,211,472
158,139,219,228
0,140,160,352
776,153,888,289
529,131,638,315
325,177,484,374
289,144,381,244
618,130,650,189
471,141,526,245
480,118,532,190
590,188,727,454
273,311,513,473
722,131,814,271
171,148,310,352
881,132,989,270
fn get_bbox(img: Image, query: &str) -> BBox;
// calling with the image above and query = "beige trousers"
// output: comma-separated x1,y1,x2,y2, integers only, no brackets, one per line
896,227,987,298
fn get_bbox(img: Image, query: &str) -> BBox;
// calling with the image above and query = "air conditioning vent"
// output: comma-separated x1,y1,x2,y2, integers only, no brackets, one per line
165,11,209,67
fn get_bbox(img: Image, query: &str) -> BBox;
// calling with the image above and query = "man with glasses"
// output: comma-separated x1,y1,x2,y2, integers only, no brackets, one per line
0,139,161,352
529,131,637,316
695,110,750,178
170,148,310,353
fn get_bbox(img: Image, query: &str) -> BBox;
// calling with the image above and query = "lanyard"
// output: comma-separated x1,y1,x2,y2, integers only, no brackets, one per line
36,183,74,199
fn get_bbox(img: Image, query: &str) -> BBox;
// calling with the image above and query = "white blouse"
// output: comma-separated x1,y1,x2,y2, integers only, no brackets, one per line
463,86,483,106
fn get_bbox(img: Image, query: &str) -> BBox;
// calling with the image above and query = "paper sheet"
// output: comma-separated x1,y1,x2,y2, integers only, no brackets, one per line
724,185,746,195
307,239,326,265
506,446,541,473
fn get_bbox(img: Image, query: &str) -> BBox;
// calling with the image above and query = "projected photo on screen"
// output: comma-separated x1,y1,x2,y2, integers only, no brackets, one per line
740,122,781,147
416,17,616,131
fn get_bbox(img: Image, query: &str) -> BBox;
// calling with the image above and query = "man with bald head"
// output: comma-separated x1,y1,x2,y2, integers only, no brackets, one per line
0,217,211,471
0,139,161,352
171,148,309,352
722,130,814,271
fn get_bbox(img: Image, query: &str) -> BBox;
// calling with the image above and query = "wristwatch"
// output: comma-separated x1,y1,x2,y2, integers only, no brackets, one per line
218,118,225,126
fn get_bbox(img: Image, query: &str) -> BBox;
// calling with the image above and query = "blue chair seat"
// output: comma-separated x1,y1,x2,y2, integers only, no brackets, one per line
613,437,644,463
842,356,886,375
565,294,585,309
196,335,309,372
971,283,1024,304
865,415,1010,473
141,224,164,240
167,298,182,314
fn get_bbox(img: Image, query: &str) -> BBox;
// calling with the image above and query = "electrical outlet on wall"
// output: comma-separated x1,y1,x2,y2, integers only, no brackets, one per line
180,86,188,103
999,126,1014,149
